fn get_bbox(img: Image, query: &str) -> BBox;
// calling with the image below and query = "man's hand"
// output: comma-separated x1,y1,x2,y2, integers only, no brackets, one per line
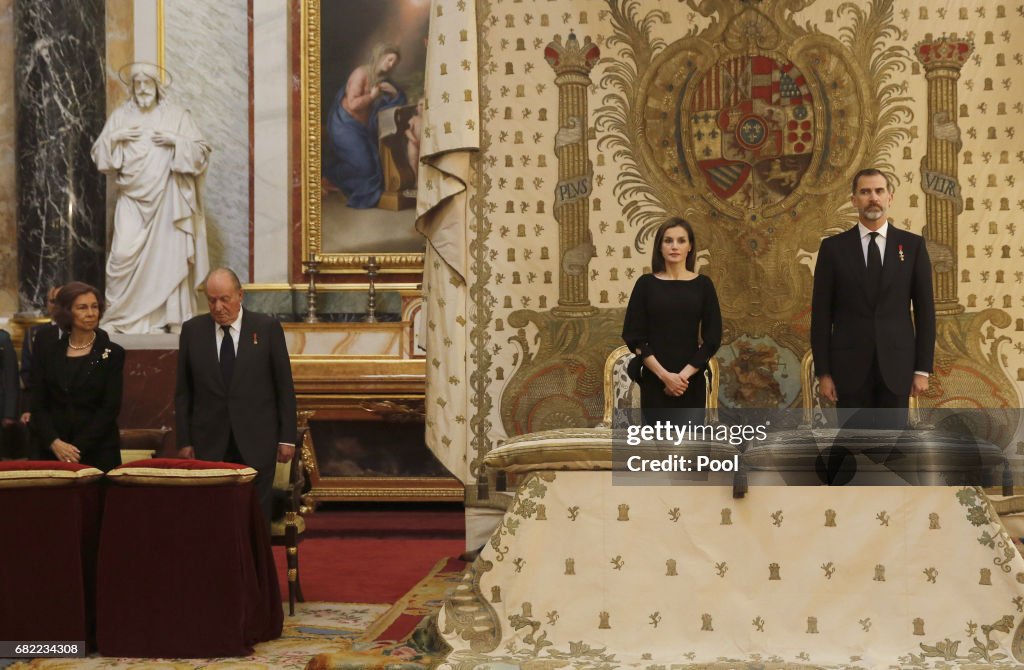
19,412,30,424
911,373,929,397
277,443,295,463
177,446,195,459
51,438,81,463
818,374,838,402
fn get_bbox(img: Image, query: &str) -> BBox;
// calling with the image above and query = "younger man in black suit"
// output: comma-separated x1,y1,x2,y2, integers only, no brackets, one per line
175,268,296,521
811,168,936,413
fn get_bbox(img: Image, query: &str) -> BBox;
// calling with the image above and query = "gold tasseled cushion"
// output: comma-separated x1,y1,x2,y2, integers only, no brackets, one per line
106,459,257,486
484,428,616,472
484,427,740,473
0,461,104,488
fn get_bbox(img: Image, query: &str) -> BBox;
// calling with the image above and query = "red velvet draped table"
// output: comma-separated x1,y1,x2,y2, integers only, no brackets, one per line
95,460,282,658
0,462,103,646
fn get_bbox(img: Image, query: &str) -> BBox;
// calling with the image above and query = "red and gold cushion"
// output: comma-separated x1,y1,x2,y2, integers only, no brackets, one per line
0,460,104,488
106,458,257,486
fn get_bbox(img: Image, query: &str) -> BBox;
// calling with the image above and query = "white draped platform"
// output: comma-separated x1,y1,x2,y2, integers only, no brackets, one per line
439,472,1024,669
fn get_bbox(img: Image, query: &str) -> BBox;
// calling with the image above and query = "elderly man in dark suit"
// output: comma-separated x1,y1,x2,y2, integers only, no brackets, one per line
175,267,296,521
811,168,936,417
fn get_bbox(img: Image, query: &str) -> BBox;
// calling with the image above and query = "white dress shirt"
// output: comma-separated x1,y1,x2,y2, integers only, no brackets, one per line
858,220,888,267
214,308,243,360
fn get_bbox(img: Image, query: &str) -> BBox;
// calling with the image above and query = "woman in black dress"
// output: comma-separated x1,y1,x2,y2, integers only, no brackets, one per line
622,218,722,420
31,282,125,471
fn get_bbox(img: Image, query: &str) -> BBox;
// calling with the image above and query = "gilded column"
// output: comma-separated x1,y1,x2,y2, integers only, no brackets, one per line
914,34,973,317
15,0,107,309
544,32,599,317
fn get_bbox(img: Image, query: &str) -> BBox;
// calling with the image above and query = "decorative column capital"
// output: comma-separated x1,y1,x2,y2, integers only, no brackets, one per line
914,34,974,70
544,31,600,76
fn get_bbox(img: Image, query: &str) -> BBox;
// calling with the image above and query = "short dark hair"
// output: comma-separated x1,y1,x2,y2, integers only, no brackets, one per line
53,282,104,330
651,218,697,273
851,168,893,194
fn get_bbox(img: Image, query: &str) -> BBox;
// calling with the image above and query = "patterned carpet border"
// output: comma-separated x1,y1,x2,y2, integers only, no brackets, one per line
305,556,468,669
0,603,390,670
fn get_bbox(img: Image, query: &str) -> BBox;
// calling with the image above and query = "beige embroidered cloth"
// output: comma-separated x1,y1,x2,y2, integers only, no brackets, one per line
440,473,1024,668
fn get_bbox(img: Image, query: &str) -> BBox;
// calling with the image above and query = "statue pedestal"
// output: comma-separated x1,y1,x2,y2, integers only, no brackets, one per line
109,333,180,453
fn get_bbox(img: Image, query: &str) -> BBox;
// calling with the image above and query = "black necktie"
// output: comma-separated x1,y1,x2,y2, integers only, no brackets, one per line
220,325,235,385
866,231,882,303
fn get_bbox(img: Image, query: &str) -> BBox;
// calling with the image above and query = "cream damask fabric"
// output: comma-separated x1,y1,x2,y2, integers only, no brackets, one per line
439,475,1024,668
418,0,481,484
417,0,1024,498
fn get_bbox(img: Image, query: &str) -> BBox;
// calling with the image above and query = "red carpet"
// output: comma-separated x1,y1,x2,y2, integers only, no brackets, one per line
272,506,466,604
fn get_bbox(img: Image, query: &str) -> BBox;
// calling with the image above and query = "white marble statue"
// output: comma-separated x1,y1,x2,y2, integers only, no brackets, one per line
92,62,211,334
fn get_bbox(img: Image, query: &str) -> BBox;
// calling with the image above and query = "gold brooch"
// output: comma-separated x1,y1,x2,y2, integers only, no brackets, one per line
101,348,111,359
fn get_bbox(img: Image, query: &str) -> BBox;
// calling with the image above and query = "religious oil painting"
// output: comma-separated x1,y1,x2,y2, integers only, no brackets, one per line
299,0,429,275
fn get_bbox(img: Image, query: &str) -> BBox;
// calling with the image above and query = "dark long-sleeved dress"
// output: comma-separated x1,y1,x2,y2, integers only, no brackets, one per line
621,273,722,411
30,328,124,471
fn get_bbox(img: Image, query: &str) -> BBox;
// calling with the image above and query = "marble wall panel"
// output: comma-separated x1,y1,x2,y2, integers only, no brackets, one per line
0,0,16,316
282,323,405,357
15,0,107,309
251,0,289,283
119,348,178,434
164,0,249,278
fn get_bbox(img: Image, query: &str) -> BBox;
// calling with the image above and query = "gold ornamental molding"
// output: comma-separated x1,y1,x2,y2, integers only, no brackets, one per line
243,283,422,293
298,0,423,275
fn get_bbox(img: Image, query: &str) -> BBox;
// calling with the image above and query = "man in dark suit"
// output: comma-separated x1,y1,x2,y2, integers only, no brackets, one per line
175,268,296,521
20,286,62,424
811,168,936,416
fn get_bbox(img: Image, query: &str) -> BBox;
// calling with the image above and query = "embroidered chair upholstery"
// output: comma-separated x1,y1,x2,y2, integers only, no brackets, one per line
485,347,733,476
796,350,922,429
600,345,720,428
741,350,1007,493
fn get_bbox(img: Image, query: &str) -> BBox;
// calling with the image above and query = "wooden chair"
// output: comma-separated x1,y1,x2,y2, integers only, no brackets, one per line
600,345,720,427
270,411,313,615
741,350,1008,493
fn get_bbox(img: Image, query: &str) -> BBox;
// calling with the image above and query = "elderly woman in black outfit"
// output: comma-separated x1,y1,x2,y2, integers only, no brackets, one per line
31,282,124,471
622,218,722,420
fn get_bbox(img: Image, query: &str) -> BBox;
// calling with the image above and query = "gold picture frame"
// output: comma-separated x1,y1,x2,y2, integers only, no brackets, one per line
297,0,428,276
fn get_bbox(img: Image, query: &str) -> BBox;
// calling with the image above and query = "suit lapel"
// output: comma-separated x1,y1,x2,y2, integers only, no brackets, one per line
54,334,71,392
73,344,103,389
841,227,871,308
234,311,255,383
61,332,106,392
879,226,901,296
200,315,226,391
